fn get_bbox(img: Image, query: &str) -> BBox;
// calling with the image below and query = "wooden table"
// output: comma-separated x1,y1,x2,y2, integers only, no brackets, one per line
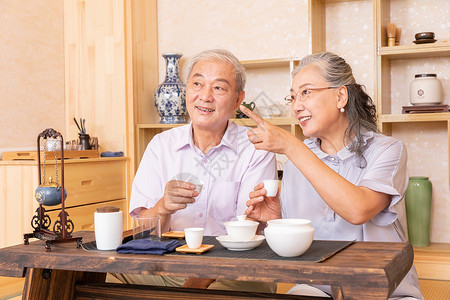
0,231,413,300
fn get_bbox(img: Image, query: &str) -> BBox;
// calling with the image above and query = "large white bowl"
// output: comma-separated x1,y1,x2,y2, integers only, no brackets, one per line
264,218,314,257
224,220,258,241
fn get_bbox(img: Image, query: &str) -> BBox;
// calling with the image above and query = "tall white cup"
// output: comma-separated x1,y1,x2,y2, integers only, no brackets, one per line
94,211,123,250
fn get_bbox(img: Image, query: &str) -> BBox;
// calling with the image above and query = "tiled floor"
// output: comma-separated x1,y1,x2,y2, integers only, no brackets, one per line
419,279,450,300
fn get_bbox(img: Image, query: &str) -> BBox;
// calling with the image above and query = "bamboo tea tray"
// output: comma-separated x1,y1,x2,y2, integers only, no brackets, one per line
162,231,185,239
175,244,214,254
2,150,99,161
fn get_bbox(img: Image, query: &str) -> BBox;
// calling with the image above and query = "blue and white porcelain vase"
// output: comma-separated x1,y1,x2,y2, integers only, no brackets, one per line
154,53,187,124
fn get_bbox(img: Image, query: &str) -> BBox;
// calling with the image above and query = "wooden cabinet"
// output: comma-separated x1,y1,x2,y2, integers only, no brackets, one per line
45,158,127,232
0,157,126,298
0,157,126,249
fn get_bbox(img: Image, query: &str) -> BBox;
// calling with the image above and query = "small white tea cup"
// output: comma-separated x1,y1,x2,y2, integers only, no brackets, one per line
172,173,204,195
184,227,204,249
263,179,279,197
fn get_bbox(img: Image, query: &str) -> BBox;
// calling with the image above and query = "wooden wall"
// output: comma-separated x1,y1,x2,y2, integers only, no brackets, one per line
0,1,65,151
64,0,127,153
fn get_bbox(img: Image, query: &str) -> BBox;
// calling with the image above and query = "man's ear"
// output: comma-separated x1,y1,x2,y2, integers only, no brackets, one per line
234,90,246,111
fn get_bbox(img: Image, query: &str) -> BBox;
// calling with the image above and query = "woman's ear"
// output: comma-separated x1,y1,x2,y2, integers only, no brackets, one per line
337,85,349,110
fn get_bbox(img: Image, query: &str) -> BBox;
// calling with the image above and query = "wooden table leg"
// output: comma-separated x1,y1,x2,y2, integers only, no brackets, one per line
22,268,106,300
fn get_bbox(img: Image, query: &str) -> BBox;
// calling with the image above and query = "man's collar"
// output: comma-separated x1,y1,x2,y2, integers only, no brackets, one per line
174,121,238,153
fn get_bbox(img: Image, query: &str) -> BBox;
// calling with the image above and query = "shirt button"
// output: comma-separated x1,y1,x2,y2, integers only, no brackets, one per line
331,157,335,161
199,213,203,217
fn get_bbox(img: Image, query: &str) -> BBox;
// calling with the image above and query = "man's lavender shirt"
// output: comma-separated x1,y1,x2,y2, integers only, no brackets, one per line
130,121,277,236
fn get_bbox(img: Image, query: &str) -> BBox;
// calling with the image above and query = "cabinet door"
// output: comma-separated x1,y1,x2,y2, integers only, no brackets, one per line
45,159,126,208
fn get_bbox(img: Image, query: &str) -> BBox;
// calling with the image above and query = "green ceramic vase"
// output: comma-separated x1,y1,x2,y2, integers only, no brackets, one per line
405,176,432,247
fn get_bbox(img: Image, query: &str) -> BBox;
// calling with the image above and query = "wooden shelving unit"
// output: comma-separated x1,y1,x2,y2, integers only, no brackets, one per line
374,0,450,191
373,0,450,282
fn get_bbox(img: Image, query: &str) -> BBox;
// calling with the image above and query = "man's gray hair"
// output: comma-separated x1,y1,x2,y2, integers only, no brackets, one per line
187,49,246,94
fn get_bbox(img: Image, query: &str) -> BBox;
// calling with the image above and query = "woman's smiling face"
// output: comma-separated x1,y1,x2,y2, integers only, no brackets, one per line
186,60,244,132
290,64,343,139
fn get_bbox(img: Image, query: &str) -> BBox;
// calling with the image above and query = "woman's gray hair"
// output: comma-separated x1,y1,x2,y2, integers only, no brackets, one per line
293,52,378,168
187,49,246,94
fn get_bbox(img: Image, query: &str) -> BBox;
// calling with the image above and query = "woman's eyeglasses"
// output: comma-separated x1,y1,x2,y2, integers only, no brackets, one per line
284,86,339,105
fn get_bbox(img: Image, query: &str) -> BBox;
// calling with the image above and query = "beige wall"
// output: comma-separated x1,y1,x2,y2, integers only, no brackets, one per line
0,1,65,152
157,0,449,243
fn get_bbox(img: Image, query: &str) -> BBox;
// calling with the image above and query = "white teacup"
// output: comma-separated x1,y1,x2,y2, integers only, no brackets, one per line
184,227,204,249
224,219,258,241
172,173,204,194
263,179,279,197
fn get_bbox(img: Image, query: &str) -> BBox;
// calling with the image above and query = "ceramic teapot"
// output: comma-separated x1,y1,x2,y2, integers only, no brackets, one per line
35,177,67,206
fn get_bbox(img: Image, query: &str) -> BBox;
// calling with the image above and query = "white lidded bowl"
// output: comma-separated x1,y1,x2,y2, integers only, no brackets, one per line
264,218,314,257
224,220,258,241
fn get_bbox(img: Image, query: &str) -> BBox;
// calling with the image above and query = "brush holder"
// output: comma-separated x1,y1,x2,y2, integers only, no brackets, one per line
79,134,92,150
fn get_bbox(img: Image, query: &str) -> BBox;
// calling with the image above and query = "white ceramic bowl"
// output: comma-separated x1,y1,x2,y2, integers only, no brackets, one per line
224,220,258,241
264,218,314,257
216,235,265,251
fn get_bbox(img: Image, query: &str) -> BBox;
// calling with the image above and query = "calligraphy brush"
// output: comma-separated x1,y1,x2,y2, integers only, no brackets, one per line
74,118,83,134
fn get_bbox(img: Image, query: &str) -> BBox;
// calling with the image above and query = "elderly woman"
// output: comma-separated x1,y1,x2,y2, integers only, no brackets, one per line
241,52,423,299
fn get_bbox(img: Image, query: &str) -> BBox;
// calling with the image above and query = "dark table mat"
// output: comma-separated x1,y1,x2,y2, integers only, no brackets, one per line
81,235,133,251
167,236,354,263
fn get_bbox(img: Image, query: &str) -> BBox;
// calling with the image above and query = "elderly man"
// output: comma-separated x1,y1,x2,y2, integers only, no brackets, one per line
112,49,277,292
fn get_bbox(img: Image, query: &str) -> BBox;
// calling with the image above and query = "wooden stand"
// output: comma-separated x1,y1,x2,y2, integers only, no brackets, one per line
23,128,82,251
402,105,449,114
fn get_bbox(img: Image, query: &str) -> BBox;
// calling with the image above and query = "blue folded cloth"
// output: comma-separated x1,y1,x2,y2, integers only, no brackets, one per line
101,151,124,157
116,239,181,255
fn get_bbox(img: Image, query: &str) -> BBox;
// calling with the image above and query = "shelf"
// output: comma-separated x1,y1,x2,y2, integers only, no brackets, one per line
378,113,450,123
137,117,298,129
232,117,297,126
241,58,300,69
378,43,450,59
413,243,450,281
136,123,184,130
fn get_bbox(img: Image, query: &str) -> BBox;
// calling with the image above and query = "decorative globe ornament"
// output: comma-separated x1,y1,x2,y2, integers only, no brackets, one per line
35,177,67,206
153,53,187,124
